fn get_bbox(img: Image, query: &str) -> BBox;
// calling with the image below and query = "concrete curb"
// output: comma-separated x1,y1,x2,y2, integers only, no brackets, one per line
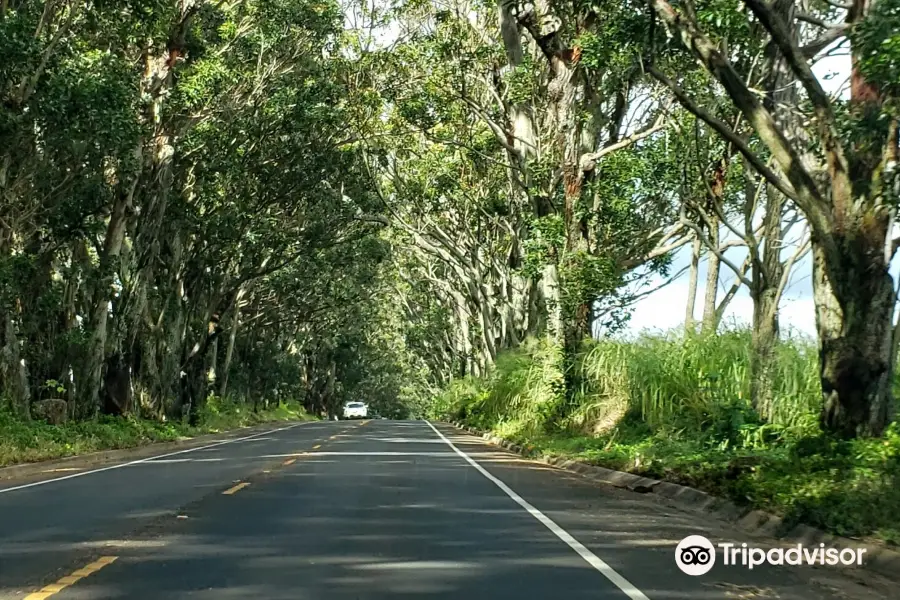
0,418,314,482
448,421,900,582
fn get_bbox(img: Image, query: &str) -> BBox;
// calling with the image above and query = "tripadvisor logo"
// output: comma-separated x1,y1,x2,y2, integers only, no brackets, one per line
675,535,867,576
675,535,716,576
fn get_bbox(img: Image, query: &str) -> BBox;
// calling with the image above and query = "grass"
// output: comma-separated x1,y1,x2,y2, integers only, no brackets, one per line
433,329,900,546
0,397,314,467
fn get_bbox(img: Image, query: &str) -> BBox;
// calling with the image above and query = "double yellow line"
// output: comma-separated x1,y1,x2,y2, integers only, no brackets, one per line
25,556,118,600
222,482,250,495
224,433,337,495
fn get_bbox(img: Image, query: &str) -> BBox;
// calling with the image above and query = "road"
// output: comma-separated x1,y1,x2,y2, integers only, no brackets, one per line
0,420,888,600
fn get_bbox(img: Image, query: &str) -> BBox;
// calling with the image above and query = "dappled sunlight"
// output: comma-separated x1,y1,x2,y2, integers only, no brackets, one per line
352,560,476,570
80,539,170,549
366,437,449,444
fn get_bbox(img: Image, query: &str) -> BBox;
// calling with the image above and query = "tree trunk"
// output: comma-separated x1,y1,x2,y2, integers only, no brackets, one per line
80,181,137,417
206,337,218,389
542,262,562,344
813,240,895,438
185,314,223,426
750,260,780,421
684,235,701,335
451,290,472,377
0,312,30,418
748,0,792,420
219,307,240,397
748,185,784,420
162,247,186,418
701,218,720,333
139,331,161,417
60,239,86,412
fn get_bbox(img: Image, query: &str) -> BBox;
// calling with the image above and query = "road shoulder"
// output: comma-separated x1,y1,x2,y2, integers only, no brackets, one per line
436,421,897,600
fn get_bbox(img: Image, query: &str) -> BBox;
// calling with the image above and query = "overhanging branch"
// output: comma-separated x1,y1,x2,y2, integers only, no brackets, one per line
646,65,798,204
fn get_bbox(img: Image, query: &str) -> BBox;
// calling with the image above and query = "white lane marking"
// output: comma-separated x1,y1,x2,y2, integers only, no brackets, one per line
134,458,227,464
368,437,447,444
262,451,461,457
0,422,306,494
129,451,511,461
424,420,651,600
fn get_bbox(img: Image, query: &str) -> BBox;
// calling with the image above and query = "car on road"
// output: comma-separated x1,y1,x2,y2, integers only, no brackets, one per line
342,401,368,419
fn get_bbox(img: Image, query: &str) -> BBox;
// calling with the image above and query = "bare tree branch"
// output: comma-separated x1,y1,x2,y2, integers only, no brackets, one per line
646,65,798,204
715,254,752,323
678,213,753,286
796,12,840,28
775,231,812,305
649,0,833,239
742,0,851,204
581,109,668,172
801,25,849,59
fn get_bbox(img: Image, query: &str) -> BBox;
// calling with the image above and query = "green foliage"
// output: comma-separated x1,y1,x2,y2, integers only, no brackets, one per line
433,331,900,544
0,400,313,467
522,215,565,277
0,0,421,427
433,337,565,435
573,0,647,77
504,57,539,106
853,0,900,104
561,251,619,313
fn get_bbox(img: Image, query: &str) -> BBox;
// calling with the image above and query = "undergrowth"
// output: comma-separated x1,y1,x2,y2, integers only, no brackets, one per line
0,397,312,467
431,329,900,546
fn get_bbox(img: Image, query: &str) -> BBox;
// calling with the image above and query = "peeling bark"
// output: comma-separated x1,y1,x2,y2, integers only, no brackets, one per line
701,219,720,334
684,235,701,334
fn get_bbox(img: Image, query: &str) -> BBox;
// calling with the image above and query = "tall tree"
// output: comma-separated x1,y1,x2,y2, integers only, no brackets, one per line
647,0,900,436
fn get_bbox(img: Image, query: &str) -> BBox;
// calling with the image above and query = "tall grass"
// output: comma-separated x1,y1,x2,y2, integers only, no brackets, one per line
433,337,564,438
435,328,900,544
438,327,821,442
569,329,821,436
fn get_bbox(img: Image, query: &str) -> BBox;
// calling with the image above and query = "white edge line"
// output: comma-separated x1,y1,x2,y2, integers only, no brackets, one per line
261,451,461,457
0,422,306,494
424,420,651,600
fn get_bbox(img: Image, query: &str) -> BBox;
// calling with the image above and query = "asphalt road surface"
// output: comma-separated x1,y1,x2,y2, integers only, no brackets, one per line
0,420,889,600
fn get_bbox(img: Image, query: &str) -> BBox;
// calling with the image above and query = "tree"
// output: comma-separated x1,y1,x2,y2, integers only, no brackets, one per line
0,0,409,422
647,0,899,437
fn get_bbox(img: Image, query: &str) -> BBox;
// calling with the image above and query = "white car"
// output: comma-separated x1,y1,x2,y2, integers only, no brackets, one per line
342,401,368,419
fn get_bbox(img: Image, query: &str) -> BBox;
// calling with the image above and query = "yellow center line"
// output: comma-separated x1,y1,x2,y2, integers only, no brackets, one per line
283,458,297,466
222,482,250,495
25,556,118,600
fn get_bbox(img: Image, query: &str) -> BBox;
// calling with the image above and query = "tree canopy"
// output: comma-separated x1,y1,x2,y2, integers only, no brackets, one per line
1,0,898,439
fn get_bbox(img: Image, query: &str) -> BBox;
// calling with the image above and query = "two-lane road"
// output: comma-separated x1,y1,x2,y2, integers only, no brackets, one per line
0,420,886,599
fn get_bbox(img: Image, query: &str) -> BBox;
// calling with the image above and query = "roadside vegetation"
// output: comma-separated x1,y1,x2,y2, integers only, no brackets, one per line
431,332,900,546
0,398,312,467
